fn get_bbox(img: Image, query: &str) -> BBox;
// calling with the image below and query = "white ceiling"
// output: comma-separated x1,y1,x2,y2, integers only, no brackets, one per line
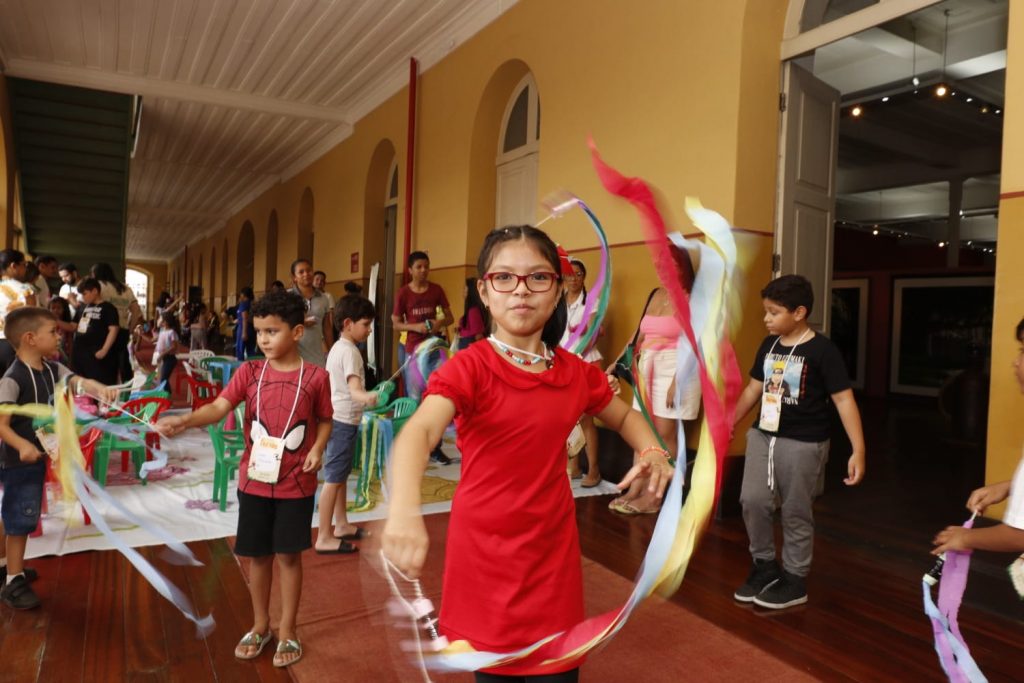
0,0,518,260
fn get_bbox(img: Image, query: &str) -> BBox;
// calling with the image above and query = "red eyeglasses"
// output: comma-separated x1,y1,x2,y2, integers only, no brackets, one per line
482,271,559,293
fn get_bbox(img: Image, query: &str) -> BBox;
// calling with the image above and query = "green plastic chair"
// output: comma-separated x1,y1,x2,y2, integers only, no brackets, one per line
92,399,166,486
366,380,396,415
388,397,418,436
208,412,244,512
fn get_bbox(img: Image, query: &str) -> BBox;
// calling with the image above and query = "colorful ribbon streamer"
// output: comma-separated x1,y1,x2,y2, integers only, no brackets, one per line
923,516,987,682
1,385,215,637
350,413,394,513
410,147,742,674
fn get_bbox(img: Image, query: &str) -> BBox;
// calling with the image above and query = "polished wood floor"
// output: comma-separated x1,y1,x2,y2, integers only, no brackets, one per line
2,396,1022,682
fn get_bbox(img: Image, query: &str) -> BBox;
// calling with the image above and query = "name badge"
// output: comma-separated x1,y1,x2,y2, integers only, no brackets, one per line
566,422,586,458
77,316,89,334
35,429,59,460
759,392,782,432
248,434,285,483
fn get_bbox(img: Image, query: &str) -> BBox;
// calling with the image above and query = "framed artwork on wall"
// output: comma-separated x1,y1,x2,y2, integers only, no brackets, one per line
831,278,868,389
890,276,994,396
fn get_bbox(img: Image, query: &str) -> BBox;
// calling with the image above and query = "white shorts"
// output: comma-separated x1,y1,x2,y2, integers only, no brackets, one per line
631,347,701,420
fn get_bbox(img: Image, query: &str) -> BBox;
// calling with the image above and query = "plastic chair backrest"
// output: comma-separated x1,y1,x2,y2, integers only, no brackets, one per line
119,396,171,423
189,349,215,362
390,397,418,419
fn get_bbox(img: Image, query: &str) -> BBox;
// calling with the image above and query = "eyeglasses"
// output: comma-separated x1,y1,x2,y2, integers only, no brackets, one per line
483,271,559,293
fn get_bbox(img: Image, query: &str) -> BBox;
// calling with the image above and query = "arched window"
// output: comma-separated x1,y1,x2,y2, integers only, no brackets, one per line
495,74,540,227
126,268,149,314
237,221,255,292
266,210,279,290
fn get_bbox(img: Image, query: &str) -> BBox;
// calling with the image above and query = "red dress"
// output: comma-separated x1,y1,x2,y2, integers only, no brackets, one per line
425,341,613,675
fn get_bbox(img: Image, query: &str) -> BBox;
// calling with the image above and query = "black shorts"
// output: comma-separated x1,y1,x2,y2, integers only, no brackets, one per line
234,491,315,557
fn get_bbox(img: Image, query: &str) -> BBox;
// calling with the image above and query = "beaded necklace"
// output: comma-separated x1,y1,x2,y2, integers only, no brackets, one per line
488,335,553,369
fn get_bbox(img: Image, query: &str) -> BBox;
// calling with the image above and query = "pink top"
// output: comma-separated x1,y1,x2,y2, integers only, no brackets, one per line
639,315,682,347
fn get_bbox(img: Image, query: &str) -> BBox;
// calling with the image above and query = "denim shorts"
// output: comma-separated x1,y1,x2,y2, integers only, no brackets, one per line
0,462,46,536
322,420,360,484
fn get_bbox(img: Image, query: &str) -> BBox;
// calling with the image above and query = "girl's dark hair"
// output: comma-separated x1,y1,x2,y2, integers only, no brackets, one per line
48,296,71,322
240,286,255,300
476,225,566,347
90,263,126,294
569,258,588,305
156,291,172,308
1016,317,1024,342
460,277,485,328
0,249,25,274
252,290,306,328
161,311,182,337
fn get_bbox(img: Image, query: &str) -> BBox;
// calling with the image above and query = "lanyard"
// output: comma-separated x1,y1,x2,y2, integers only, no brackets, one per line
487,335,551,362
255,359,304,438
21,360,57,405
764,328,811,387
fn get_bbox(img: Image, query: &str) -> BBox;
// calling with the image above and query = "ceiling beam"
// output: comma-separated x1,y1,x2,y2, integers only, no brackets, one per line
4,59,353,124
838,146,1001,193
842,119,958,166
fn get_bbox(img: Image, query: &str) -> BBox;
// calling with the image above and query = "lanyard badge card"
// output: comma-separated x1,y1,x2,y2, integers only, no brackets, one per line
248,360,304,485
759,392,782,432
758,331,809,433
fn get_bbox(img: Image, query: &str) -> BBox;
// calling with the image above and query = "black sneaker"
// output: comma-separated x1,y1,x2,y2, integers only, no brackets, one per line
753,570,807,609
733,558,781,602
1,574,41,610
429,447,452,465
0,566,38,585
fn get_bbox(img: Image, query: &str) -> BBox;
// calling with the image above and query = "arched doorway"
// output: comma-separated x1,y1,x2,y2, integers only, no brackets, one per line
363,139,399,377
209,247,216,305
125,268,149,317
237,221,255,293
221,240,229,307
495,73,540,228
266,210,279,290
466,60,533,262
297,189,314,260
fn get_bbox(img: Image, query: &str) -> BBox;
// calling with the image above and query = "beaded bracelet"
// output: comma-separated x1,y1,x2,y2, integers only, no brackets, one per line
640,446,670,459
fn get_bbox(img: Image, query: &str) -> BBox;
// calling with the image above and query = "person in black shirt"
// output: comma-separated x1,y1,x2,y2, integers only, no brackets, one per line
0,307,116,609
73,278,120,384
730,275,866,610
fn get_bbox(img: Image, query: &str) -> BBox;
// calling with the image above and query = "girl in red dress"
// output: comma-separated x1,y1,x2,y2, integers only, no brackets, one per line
383,226,673,682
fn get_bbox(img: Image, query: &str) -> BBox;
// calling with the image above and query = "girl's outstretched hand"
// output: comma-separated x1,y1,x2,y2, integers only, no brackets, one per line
617,452,674,500
382,512,429,579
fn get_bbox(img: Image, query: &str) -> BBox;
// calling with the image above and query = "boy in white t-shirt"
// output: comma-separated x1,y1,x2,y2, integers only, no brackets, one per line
314,295,379,554
933,317,1024,554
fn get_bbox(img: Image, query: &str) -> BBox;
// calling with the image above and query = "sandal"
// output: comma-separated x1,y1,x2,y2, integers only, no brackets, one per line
273,638,303,668
234,630,273,660
610,501,660,515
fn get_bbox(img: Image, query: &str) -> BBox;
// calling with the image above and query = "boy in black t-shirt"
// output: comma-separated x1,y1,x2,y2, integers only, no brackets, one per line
731,275,866,610
0,308,116,610
73,277,120,384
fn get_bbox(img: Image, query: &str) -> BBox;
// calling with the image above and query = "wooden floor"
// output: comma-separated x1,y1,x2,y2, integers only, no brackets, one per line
2,396,1023,682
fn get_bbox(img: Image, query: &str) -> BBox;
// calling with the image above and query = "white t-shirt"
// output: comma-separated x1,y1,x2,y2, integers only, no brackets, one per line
0,278,35,340
326,337,365,425
1003,453,1024,530
100,281,138,328
59,282,79,314
559,293,602,363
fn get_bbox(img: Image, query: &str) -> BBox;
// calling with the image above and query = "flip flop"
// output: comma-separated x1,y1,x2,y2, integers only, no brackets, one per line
234,630,273,660
335,527,368,541
315,540,358,555
610,501,660,515
273,639,303,668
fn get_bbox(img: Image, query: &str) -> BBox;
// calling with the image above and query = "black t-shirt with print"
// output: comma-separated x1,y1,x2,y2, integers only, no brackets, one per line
74,302,119,353
0,359,72,468
749,332,851,443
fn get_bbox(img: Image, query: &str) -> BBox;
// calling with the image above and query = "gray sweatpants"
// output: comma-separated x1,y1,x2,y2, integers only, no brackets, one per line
739,428,829,577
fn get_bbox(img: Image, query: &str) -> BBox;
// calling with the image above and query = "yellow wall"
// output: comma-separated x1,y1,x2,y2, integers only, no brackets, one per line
985,0,1024,518
170,0,788,455
0,74,17,247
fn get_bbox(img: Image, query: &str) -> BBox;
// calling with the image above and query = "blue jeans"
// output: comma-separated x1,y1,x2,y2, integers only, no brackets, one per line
0,462,46,536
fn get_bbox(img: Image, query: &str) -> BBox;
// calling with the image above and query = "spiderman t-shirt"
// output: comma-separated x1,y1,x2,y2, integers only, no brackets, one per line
220,359,333,499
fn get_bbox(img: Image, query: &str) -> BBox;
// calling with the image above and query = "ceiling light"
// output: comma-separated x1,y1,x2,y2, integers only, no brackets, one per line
935,84,948,97
912,77,920,88
938,242,946,248
996,109,1002,114
966,97,973,103
872,229,879,236
851,105,863,117
882,96,889,103
981,106,989,114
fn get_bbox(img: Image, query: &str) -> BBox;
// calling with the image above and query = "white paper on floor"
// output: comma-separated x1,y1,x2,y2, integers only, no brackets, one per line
17,427,617,559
